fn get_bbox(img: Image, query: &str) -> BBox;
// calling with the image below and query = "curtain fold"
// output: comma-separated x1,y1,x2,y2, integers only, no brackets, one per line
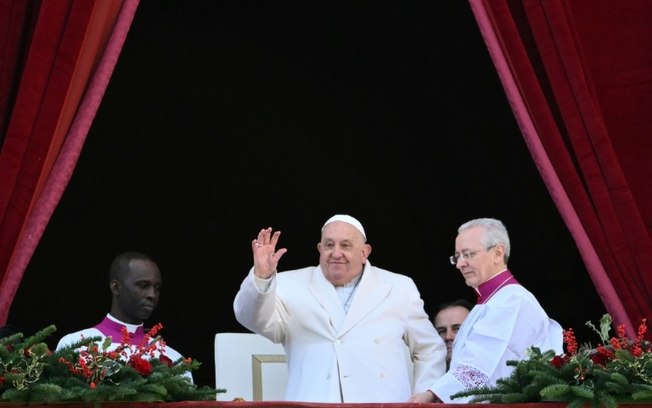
0,1,34,138
0,0,139,324
469,0,652,335
3,0,651,337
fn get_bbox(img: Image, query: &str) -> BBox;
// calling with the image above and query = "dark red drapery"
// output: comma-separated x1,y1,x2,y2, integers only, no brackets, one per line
2,0,651,336
469,0,652,335
0,0,139,324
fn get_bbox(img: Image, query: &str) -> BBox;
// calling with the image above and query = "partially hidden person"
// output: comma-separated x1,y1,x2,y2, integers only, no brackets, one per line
433,298,472,371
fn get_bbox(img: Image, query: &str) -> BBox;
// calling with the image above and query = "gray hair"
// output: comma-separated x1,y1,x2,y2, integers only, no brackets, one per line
458,218,510,264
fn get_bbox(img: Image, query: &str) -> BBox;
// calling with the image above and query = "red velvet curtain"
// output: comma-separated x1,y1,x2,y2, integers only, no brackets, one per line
0,0,139,324
2,0,651,337
469,0,652,336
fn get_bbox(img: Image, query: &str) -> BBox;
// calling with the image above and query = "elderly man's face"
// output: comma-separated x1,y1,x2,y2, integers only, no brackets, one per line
454,226,503,288
318,221,370,286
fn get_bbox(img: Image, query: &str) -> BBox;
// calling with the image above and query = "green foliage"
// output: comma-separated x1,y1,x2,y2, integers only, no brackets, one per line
450,314,652,408
0,324,225,403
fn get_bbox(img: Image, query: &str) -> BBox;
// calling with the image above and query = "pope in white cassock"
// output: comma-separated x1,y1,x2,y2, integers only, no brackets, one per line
234,214,447,402
410,217,563,403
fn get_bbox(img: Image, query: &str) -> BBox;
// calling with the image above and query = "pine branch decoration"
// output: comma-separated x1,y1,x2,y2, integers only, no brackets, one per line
450,314,652,407
0,324,225,403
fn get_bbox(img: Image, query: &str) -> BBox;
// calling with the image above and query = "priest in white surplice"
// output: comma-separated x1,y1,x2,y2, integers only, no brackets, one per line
410,218,563,403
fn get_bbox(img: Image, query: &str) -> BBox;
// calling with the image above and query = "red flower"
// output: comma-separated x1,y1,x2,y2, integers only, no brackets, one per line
57,321,193,387
159,354,174,367
129,356,153,376
591,351,611,366
550,355,566,368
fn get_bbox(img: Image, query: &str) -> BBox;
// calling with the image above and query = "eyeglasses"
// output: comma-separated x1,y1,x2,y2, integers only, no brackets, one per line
449,245,495,265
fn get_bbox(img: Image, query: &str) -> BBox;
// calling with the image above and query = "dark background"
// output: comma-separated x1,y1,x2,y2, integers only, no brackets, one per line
9,1,606,388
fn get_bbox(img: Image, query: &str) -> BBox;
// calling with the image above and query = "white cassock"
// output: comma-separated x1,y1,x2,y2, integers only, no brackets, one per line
234,261,447,402
429,269,563,403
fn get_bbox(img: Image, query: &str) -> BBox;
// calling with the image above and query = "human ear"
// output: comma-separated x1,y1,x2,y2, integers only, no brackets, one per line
110,279,120,295
362,244,372,261
493,244,505,263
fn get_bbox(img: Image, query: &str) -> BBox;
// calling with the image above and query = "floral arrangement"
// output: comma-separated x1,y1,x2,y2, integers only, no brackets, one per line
0,324,224,403
451,314,652,408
